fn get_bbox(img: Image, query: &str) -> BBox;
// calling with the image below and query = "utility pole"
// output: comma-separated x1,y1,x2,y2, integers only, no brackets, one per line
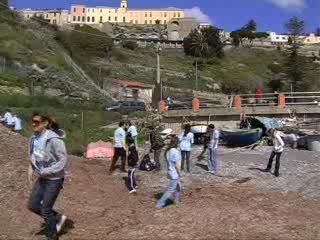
195,59,198,91
156,44,162,100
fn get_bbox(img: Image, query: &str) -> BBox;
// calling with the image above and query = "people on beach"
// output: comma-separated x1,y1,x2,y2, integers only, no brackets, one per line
127,120,138,146
1,109,14,128
27,112,68,240
110,121,127,173
127,132,139,193
178,124,194,174
264,128,284,177
156,136,182,209
150,126,165,171
208,124,221,175
198,126,212,161
12,113,22,133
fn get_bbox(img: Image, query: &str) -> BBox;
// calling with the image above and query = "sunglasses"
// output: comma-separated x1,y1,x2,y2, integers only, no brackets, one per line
32,119,41,125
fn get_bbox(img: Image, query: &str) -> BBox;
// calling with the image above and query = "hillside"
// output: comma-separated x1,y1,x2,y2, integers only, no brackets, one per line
0,10,112,102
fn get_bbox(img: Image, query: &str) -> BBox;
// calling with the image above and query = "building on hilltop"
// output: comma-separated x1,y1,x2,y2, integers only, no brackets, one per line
18,8,69,26
70,0,185,25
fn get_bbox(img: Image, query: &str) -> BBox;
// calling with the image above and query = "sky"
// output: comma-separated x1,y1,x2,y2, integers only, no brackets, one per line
9,0,320,33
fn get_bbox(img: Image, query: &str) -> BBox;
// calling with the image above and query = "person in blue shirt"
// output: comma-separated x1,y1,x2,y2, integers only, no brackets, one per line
12,113,23,133
110,121,127,173
178,124,194,174
156,136,182,209
208,124,221,175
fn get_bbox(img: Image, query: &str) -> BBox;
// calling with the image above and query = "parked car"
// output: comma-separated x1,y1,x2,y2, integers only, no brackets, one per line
106,101,146,114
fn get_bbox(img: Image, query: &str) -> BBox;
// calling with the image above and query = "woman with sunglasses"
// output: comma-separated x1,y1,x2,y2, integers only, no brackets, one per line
28,112,68,240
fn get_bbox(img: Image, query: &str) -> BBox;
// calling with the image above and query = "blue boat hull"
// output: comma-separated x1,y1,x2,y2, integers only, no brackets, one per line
220,129,263,147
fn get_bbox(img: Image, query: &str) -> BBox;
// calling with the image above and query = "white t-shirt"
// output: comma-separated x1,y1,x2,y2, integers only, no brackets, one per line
166,148,181,180
128,125,138,138
13,117,22,131
3,112,13,125
114,127,126,148
209,129,220,150
178,132,194,151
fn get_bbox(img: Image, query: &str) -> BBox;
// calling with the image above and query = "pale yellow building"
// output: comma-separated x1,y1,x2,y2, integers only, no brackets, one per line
70,0,185,25
18,8,69,26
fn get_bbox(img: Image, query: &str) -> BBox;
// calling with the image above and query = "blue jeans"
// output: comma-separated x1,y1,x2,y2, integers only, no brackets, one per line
156,179,182,208
181,151,191,173
28,178,64,239
208,148,220,172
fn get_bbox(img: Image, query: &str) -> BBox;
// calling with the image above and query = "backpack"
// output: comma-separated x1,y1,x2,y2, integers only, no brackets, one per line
139,154,156,171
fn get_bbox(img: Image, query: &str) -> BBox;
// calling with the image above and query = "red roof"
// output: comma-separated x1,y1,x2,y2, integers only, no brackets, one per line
114,80,149,88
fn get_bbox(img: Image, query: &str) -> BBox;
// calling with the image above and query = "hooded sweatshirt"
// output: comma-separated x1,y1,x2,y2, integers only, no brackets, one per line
29,129,68,180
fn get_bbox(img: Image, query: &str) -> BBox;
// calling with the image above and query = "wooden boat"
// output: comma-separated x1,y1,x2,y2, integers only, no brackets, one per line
220,128,263,147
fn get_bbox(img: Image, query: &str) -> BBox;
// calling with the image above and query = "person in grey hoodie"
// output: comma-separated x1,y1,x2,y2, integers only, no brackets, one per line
28,112,68,240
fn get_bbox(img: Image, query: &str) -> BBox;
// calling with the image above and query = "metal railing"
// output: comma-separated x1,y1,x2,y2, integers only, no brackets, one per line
167,92,320,111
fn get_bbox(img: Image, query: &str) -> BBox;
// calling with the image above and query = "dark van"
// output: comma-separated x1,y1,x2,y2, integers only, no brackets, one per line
106,101,146,114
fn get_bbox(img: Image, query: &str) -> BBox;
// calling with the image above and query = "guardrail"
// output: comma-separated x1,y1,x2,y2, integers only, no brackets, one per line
163,92,320,112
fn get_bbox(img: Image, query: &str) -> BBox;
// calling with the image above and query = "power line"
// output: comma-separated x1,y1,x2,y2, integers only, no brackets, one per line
0,2,113,39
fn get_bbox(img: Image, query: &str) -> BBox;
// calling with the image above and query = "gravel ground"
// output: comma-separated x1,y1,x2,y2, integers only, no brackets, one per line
0,125,319,240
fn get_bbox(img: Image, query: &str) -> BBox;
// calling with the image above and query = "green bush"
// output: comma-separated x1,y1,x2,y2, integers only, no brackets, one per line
122,40,138,50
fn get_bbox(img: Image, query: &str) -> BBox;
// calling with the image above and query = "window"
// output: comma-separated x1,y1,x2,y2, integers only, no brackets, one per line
73,8,76,12
54,13,56,17
108,16,111,21
149,12,152,17
174,12,176,17
115,16,118,21
178,12,181,17
130,20,133,23
145,12,147,17
87,16,90,22
27,15,30,18
164,20,167,24
82,8,85,13
123,17,126,22
282,37,286,40
145,20,147,24
92,16,95,22
82,16,85,22
100,16,103,23
276,37,279,39
88,9,90,13
164,12,167,17
77,16,80,21
46,14,48,18
135,20,138,24
100,9,102,13
149,20,152,24
73,16,76,21
53,19,57,25
92,9,94,13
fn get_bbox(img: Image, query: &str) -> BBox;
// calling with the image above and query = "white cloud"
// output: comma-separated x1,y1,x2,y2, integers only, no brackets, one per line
184,7,212,24
266,0,306,9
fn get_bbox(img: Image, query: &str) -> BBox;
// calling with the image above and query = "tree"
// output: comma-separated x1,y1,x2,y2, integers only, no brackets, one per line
315,28,320,37
184,26,224,59
284,17,306,92
0,0,8,11
245,20,257,32
288,36,293,45
285,16,305,43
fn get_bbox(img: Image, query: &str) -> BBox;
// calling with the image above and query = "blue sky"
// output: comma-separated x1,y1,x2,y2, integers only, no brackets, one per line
9,0,320,33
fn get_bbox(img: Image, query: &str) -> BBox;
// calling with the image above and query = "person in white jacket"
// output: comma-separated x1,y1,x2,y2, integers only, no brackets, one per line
178,124,194,174
264,129,285,177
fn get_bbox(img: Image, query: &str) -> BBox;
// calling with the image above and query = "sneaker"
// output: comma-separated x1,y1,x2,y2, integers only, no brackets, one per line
134,185,139,189
56,215,67,234
129,189,137,194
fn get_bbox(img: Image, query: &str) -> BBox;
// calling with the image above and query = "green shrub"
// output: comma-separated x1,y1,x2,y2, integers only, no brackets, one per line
122,40,138,50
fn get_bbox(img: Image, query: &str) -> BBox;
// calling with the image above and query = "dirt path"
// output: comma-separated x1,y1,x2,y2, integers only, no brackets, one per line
0,126,319,239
